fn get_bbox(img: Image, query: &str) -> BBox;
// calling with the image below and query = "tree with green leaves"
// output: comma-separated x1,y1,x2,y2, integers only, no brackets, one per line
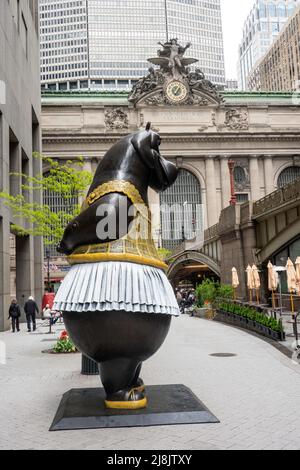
0,153,93,247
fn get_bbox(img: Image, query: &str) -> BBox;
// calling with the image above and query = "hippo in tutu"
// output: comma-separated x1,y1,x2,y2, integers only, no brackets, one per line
54,124,179,410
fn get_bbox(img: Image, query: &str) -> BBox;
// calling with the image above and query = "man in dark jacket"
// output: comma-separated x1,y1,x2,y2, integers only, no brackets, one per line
8,299,21,333
24,296,39,332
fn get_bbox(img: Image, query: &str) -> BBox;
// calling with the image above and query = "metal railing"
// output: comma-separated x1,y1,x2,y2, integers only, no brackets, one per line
253,178,300,218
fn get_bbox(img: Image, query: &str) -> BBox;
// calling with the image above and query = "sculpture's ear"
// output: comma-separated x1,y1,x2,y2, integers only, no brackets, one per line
131,130,156,169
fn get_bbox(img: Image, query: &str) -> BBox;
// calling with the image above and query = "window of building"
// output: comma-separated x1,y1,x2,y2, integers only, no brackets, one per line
43,172,78,257
70,81,78,90
234,166,247,185
277,3,286,17
277,166,300,188
268,3,277,17
9,129,20,198
58,82,67,90
236,193,249,204
259,1,267,18
21,151,29,202
159,169,202,252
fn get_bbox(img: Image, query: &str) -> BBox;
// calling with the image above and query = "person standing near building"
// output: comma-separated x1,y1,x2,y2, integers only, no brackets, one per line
24,296,39,332
8,299,21,333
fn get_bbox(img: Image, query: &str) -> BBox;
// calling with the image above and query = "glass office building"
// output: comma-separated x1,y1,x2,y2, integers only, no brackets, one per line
40,0,225,90
238,0,300,90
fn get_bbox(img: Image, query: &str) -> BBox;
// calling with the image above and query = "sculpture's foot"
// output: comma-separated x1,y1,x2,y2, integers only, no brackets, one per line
132,377,145,393
105,388,147,410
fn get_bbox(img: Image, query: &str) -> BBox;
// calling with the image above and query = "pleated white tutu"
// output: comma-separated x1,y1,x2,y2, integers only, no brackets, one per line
53,261,180,316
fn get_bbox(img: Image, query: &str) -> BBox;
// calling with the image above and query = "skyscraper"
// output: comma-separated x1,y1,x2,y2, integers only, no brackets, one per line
40,0,89,91
40,0,225,91
238,0,300,90
248,4,300,91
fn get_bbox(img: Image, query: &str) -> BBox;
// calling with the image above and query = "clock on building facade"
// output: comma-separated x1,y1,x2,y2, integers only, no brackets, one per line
165,80,189,104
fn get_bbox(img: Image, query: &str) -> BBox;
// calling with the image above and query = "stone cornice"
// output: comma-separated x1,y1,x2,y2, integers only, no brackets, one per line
42,132,300,145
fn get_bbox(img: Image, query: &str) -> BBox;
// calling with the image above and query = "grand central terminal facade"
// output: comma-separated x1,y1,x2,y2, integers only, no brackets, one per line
41,46,300,291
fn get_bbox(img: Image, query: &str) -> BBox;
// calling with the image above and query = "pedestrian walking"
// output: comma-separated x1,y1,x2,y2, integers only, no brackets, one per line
24,296,39,332
8,299,21,333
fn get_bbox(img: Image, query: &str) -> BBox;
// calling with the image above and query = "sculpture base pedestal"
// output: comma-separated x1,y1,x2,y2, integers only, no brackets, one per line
50,384,219,431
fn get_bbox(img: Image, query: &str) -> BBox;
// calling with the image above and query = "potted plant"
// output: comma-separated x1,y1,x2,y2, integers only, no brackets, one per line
216,300,285,342
52,330,77,354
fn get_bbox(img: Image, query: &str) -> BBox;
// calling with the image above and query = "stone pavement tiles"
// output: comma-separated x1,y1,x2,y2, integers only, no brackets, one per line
0,316,299,450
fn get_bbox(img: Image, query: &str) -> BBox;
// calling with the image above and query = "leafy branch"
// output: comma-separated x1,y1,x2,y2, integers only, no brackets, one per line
0,153,93,246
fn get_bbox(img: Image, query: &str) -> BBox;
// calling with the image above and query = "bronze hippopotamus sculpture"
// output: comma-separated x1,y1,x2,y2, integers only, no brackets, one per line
54,125,179,409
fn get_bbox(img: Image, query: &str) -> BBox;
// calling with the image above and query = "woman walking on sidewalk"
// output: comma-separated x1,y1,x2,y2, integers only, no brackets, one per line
8,299,21,333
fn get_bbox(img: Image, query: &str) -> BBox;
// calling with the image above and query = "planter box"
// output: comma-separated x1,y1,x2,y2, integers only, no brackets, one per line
215,310,285,342
193,308,209,318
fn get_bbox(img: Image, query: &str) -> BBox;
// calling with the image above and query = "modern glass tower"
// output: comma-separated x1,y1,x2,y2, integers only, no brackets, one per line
238,0,300,90
40,0,225,91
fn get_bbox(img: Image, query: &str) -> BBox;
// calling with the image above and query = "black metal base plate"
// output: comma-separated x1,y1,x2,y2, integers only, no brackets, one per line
50,385,219,431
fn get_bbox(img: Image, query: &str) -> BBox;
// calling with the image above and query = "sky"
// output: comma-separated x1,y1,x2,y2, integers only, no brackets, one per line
220,0,256,79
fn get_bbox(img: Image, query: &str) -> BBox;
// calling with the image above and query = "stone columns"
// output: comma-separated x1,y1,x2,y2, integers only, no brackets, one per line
83,159,92,174
220,156,231,209
205,156,218,227
91,158,98,175
264,155,274,195
249,155,261,202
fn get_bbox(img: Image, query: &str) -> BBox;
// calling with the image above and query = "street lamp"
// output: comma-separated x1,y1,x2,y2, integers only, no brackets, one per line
228,159,237,206
182,201,188,242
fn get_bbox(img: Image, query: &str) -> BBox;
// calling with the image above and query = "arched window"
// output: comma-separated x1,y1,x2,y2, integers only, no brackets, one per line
277,166,300,188
234,166,247,185
160,169,202,252
43,172,79,257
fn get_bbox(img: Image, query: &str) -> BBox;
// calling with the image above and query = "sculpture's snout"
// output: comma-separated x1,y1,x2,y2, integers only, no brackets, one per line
160,158,178,189
57,240,72,255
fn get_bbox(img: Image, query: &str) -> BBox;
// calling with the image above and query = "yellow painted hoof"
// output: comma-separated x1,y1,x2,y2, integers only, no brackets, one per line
133,384,145,393
132,379,145,393
105,397,147,410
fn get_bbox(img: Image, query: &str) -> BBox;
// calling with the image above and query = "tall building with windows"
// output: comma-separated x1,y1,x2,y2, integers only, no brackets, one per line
0,0,43,331
39,0,225,91
248,4,300,91
238,0,299,90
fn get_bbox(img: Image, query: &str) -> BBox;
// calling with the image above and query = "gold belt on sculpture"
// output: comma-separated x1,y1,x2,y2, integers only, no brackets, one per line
67,180,167,271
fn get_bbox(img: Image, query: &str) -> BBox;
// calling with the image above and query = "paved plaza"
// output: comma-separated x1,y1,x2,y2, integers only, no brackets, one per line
0,315,299,450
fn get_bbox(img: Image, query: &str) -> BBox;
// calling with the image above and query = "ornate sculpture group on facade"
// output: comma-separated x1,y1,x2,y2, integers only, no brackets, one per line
128,39,222,106
224,108,249,131
105,108,129,130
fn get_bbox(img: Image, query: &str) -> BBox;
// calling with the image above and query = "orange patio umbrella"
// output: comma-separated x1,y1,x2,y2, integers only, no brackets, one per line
232,268,239,300
286,258,297,314
267,261,277,309
246,265,254,302
252,264,261,304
